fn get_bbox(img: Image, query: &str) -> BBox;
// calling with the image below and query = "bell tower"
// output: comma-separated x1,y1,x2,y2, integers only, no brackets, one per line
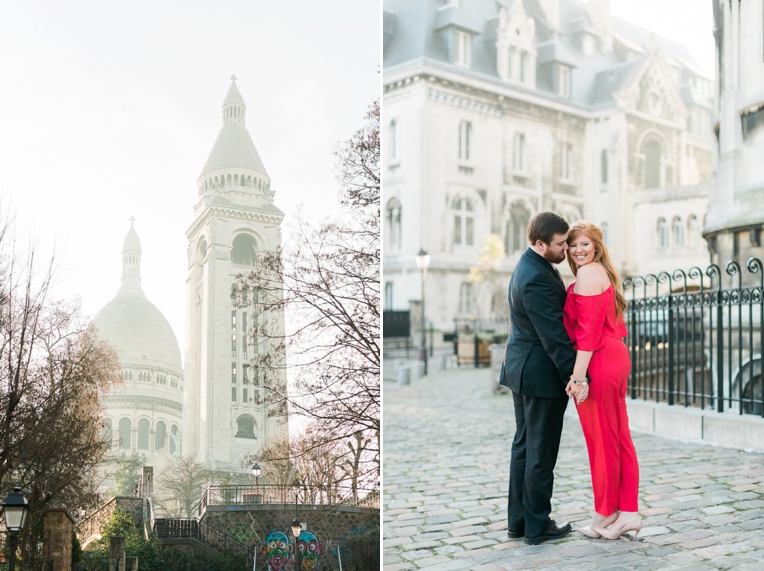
184,76,288,473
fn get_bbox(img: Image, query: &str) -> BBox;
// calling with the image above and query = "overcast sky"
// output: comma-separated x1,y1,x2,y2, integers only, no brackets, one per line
608,0,715,77
0,0,380,352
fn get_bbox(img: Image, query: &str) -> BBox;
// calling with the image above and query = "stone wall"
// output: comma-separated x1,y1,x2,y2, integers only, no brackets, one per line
202,504,379,571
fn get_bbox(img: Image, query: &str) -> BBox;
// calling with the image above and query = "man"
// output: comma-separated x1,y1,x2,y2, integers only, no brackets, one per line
499,211,577,545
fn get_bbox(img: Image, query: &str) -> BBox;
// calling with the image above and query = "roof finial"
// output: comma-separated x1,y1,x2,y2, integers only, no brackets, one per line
231,74,237,82
129,216,136,227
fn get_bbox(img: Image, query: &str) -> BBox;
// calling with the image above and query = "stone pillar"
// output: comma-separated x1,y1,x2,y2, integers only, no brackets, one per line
42,510,75,571
110,536,126,571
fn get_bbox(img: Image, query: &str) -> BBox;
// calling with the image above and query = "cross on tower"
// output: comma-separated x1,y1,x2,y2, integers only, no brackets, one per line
231,74,237,82
129,216,136,226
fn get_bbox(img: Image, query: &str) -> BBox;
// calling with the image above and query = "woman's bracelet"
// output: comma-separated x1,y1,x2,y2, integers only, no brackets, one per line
570,377,588,386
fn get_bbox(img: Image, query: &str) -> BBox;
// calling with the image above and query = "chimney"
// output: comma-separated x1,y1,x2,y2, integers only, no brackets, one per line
537,0,560,33
588,0,612,52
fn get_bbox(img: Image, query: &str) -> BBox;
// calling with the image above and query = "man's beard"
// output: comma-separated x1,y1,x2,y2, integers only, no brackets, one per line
543,249,566,264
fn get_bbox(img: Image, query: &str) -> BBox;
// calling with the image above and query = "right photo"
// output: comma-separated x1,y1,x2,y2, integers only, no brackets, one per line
383,0,764,569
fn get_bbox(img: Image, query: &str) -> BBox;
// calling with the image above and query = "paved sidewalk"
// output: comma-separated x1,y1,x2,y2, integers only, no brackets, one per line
383,367,764,571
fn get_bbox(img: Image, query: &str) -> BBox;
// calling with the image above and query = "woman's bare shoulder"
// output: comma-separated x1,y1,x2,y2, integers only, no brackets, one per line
574,263,610,295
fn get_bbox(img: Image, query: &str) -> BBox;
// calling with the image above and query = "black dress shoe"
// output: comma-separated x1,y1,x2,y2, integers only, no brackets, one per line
507,528,524,539
523,520,571,545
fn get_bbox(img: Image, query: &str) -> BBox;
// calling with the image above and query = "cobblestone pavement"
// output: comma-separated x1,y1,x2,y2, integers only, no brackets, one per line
383,367,764,571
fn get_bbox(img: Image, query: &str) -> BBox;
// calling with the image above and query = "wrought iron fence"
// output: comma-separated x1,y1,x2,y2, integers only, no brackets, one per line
154,518,253,562
624,259,764,415
194,484,379,516
382,322,436,360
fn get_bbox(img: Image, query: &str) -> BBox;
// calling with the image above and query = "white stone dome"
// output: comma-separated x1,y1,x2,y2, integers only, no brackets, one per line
92,289,182,374
199,122,268,178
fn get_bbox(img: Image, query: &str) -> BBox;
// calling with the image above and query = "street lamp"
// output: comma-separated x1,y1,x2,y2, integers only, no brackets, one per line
415,248,430,375
1,487,30,571
291,517,302,571
251,463,261,502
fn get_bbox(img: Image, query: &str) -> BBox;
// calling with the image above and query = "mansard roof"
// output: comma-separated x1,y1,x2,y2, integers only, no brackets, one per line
383,0,711,110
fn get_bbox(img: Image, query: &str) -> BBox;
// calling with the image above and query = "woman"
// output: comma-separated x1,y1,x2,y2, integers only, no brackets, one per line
563,221,641,541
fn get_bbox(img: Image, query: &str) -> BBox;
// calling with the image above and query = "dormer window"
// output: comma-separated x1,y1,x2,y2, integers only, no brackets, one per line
496,6,536,88
557,65,570,97
455,30,471,67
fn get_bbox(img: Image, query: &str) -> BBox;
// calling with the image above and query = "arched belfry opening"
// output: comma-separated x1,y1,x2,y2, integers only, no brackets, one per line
231,233,257,265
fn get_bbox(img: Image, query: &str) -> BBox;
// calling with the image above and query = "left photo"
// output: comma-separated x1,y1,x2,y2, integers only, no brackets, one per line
0,2,380,570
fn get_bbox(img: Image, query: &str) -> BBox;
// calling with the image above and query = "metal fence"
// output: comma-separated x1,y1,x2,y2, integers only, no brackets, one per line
194,484,379,516
624,259,763,415
452,318,510,367
382,322,435,360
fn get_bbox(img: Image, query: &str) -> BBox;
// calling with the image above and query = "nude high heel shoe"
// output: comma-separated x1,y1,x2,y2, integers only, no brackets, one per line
594,515,642,541
577,511,618,538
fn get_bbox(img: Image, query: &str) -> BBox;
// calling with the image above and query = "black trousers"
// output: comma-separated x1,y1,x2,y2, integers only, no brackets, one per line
508,391,568,537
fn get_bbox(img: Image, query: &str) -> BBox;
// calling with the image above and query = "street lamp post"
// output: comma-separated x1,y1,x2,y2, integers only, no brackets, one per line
251,463,261,490
291,493,302,571
1,487,30,571
415,248,430,376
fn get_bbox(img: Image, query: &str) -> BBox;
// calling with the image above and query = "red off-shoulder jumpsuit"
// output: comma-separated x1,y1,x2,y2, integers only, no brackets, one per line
563,283,639,516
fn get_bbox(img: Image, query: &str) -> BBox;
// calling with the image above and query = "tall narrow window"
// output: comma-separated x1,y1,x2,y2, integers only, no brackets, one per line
155,421,166,451
458,121,472,161
601,150,608,184
673,217,684,247
118,418,131,450
688,215,700,248
453,199,474,246
644,140,662,188
658,218,669,249
137,419,149,450
513,134,525,172
506,204,530,254
390,120,399,161
508,46,515,78
455,30,471,66
561,144,573,181
601,222,609,247
385,282,394,310
386,198,402,251
520,51,528,82
558,65,570,97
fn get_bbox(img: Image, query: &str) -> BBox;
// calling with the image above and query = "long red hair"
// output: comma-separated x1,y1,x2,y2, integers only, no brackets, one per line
566,220,627,320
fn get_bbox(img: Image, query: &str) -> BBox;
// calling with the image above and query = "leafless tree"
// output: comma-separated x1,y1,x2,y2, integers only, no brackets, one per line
239,101,380,491
0,223,121,558
154,456,213,517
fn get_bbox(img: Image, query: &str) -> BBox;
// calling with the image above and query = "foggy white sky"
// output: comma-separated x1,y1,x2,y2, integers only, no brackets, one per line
608,0,715,77
0,1,380,351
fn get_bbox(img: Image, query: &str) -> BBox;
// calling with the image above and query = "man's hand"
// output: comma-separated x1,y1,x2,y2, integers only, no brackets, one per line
565,379,577,398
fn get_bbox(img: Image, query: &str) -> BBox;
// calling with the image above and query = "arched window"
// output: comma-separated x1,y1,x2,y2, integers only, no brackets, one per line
155,421,166,451
601,222,609,247
118,418,131,450
234,174,239,185
513,134,525,172
236,415,256,439
137,419,149,450
231,234,257,265
453,199,474,246
103,418,113,449
658,218,669,249
688,215,700,248
673,217,684,247
169,425,179,455
386,198,402,251
506,203,530,254
644,139,662,188
601,150,608,184
458,121,471,160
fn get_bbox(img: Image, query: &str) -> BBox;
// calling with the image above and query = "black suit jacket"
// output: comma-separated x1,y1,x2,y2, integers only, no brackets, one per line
499,248,576,398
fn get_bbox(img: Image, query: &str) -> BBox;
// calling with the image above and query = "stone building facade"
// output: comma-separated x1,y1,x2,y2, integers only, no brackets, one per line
705,0,764,283
383,0,715,329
